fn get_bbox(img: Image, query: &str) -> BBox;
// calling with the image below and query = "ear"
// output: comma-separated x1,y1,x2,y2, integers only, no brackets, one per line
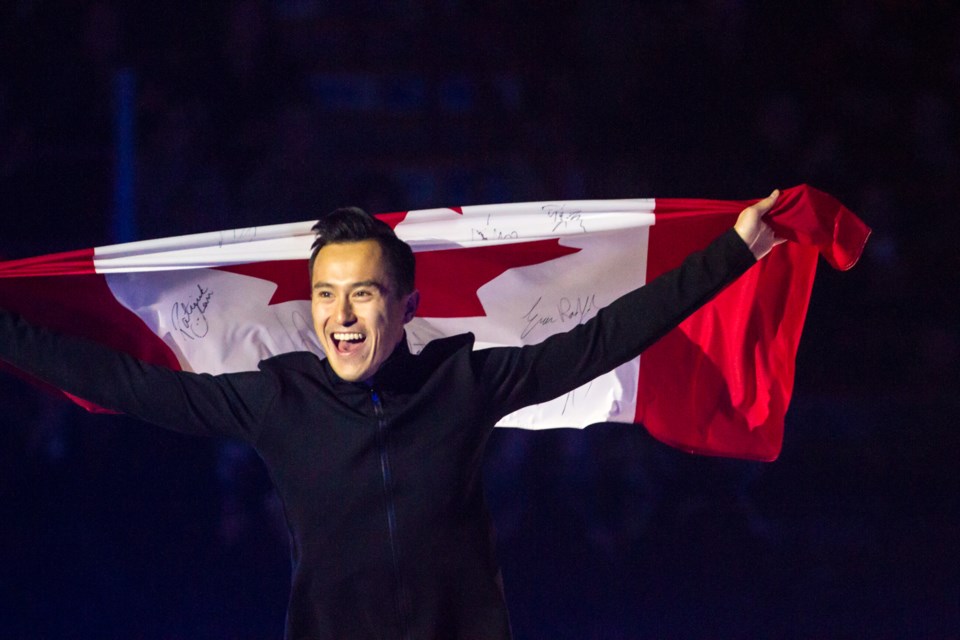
402,290,420,324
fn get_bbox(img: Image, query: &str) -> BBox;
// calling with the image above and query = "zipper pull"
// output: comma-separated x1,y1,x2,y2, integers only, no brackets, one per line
370,387,384,418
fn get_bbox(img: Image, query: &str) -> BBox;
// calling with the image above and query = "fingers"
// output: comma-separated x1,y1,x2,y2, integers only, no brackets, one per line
734,189,783,260
734,188,779,237
752,188,780,217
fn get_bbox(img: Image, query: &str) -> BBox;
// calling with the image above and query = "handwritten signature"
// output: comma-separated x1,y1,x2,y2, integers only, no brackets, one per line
561,381,595,415
542,204,586,233
172,284,214,340
471,214,519,242
520,292,599,340
218,227,258,249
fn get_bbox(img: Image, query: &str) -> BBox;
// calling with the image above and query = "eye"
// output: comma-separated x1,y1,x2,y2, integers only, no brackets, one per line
314,290,333,300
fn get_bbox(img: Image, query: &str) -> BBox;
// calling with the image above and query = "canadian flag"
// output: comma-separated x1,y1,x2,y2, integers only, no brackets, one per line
0,185,869,461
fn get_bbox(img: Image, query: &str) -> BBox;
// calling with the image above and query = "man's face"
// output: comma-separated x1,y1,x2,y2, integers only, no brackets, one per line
311,239,418,383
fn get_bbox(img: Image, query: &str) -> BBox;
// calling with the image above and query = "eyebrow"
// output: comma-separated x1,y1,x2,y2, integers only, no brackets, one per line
312,279,387,292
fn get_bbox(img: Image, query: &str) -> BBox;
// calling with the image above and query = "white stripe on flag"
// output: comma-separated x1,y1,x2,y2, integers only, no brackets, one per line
103,202,654,428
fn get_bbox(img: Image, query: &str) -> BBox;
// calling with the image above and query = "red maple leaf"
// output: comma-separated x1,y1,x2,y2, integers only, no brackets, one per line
216,239,580,317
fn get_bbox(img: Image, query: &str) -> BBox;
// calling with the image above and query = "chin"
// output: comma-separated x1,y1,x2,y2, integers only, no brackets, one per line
332,367,361,382
330,361,372,383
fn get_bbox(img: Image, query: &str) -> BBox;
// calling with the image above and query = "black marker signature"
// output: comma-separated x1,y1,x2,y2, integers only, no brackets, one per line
218,227,258,249
520,293,599,340
520,297,556,340
172,284,214,340
471,214,519,242
542,204,587,233
561,381,595,415
557,293,599,325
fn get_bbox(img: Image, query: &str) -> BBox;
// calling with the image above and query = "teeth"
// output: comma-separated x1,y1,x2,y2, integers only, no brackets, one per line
333,332,364,342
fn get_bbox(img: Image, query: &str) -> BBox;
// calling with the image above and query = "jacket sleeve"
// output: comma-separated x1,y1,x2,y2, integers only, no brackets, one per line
475,228,757,417
0,309,278,444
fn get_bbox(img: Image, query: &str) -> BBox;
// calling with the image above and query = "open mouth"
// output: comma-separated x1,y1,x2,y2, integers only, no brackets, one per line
332,332,366,354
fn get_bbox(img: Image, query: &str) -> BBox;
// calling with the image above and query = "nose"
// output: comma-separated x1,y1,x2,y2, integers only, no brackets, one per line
335,297,356,325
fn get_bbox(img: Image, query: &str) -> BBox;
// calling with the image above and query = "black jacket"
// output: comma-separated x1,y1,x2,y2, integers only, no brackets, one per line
0,229,755,639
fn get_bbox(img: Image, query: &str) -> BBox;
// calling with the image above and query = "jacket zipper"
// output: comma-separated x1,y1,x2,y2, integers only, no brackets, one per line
371,388,410,639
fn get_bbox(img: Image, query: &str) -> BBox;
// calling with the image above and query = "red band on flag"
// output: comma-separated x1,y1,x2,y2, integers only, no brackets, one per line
0,247,97,278
636,185,866,460
219,239,581,318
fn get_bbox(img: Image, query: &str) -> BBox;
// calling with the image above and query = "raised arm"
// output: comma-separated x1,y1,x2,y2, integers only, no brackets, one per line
0,309,277,443
479,191,783,416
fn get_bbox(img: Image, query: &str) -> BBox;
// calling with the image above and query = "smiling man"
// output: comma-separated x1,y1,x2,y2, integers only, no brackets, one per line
309,208,420,384
0,193,782,639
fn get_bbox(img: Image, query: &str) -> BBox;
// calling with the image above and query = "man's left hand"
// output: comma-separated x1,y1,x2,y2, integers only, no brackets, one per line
734,189,786,260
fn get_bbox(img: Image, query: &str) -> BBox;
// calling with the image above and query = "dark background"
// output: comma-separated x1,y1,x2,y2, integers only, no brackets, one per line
1,1,957,638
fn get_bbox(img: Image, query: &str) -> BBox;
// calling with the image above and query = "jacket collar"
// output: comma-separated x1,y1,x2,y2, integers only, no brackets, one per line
323,332,418,392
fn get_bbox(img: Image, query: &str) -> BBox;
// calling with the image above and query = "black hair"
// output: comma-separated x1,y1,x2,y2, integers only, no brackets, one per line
309,207,416,295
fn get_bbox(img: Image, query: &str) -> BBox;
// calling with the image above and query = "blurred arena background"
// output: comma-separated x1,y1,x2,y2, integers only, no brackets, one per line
0,2,957,638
